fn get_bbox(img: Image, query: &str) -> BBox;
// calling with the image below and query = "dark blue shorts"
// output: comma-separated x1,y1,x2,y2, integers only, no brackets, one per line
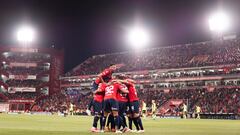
103,99,119,113
118,101,127,115
93,100,103,115
92,82,99,91
126,102,131,114
130,100,140,114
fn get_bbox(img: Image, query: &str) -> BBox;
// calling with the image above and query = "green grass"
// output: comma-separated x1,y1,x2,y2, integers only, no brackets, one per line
0,114,240,135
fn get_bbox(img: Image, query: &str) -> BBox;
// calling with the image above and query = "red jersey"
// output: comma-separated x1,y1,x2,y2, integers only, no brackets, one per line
101,82,123,100
94,93,104,102
117,84,128,102
94,83,106,102
100,68,113,78
127,83,139,102
95,68,113,84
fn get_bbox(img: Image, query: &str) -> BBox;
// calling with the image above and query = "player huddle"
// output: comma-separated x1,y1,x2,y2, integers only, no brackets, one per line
88,64,144,133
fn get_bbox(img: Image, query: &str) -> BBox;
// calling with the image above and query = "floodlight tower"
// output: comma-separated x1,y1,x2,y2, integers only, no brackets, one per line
16,25,36,47
208,11,231,39
126,25,151,50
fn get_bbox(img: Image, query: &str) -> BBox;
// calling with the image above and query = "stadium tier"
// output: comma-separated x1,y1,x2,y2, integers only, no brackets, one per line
61,37,240,116
67,37,240,76
0,47,64,112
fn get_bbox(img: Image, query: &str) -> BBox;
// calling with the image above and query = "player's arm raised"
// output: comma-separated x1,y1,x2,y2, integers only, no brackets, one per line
97,74,105,83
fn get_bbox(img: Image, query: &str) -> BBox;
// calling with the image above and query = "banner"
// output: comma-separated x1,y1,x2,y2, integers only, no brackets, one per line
165,76,222,82
9,75,36,80
207,86,215,92
8,87,36,93
8,99,34,103
169,100,183,106
9,62,37,68
190,55,209,63
164,89,170,93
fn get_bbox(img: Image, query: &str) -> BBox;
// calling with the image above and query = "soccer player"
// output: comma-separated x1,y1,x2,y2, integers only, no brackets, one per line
69,102,74,116
116,84,130,132
151,100,157,120
182,103,188,119
142,100,147,118
94,80,129,133
122,78,144,133
87,97,93,115
195,105,201,119
90,83,105,132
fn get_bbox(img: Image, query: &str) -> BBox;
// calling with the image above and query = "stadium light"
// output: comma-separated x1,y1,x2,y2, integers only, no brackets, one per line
208,11,230,33
16,26,36,44
126,26,151,49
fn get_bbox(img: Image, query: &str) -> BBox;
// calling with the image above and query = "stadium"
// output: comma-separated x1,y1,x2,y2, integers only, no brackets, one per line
0,0,240,135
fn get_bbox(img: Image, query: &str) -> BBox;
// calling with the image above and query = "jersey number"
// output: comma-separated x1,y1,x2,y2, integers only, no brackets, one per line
105,86,114,95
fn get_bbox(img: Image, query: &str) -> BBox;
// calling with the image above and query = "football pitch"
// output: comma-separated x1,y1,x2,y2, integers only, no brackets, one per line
0,114,240,135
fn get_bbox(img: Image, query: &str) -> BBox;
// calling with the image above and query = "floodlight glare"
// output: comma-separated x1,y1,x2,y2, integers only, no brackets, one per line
17,26,35,43
126,26,151,49
208,12,230,33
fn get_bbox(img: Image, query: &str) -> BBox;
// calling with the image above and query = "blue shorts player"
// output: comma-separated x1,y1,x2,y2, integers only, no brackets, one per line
90,83,105,132
122,78,145,133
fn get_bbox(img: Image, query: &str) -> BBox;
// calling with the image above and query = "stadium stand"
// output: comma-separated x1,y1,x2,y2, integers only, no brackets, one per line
60,37,240,118
0,47,64,112
31,92,69,112
67,38,240,76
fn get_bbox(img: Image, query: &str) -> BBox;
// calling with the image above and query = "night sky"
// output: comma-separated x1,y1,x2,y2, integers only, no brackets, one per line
0,0,240,72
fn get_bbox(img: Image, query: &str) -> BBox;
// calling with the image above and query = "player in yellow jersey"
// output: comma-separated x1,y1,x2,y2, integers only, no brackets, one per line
195,105,201,119
151,100,157,120
182,103,187,119
69,103,74,116
142,100,147,118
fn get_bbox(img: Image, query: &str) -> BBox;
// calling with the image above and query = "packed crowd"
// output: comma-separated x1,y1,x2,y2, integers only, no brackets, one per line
32,92,70,112
154,68,240,79
68,38,240,76
29,84,240,113
196,88,240,113
61,87,240,115
140,87,240,114
3,84,238,114
62,88,92,110
75,92,92,110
